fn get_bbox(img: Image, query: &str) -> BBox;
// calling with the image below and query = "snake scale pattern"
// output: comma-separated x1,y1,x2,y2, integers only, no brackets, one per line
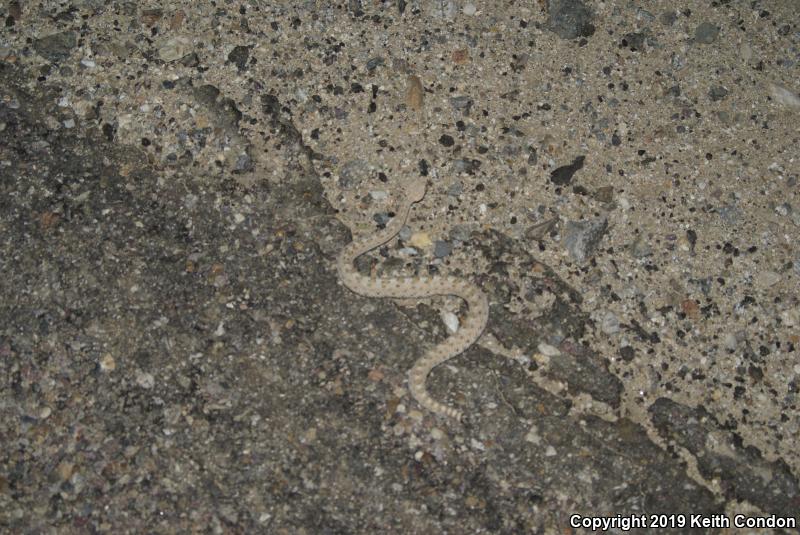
336,178,489,421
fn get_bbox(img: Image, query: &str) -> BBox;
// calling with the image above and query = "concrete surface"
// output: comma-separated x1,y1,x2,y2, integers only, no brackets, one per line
1,1,798,533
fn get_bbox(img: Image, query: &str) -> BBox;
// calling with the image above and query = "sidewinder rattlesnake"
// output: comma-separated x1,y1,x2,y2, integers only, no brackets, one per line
337,177,489,421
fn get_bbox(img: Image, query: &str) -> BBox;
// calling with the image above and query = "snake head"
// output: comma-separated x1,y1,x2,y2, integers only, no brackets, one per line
405,177,427,203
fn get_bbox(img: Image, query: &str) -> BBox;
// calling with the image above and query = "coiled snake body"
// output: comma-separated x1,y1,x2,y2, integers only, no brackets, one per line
337,178,489,421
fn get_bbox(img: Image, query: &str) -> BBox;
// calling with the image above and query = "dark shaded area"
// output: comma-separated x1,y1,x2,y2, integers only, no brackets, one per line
650,398,800,520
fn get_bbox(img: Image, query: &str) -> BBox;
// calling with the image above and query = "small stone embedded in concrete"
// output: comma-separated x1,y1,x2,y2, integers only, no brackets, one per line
694,22,720,44
434,240,453,258
227,45,251,72
564,217,608,263
372,212,391,226
709,86,729,101
409,232,432,248
405,75,424,111
441,311,459,334
769,83,800,109
366,57,384,70
600,311,620,334
550,156,585,186
33,31,77,62
159,36,193,62
547,0,596,39
136,371,155,389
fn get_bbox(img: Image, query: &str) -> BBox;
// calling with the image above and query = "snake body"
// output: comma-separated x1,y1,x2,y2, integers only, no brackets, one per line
336,178,489,421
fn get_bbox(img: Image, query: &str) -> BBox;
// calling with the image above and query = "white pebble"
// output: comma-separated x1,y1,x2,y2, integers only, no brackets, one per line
524,426,541,445
538,342,561,357
600,311,620,334
136,371,155,389
769,83,800,109
441,311,460,333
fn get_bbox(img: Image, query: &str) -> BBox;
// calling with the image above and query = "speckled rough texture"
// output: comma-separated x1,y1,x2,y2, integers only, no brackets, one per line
1,1,799,533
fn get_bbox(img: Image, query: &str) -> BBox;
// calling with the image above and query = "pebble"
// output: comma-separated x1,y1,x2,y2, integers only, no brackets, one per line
447,183,463,197
463,3,477,16
409,232,432,248
158,36,193,62
227,45,250,72
450,96,472,110
366,57,384,70
405,75,424,111
769,83,800,109
547,0,595,39
33,31,77,62
774,203,790,217
398,226,412,242
549,156,585,186
441,311,459,334
372,212,392,225
99,354,116,372
538,343,560,357
660,11,678,26
449,225,472,243
709,86,728,101
136,371,155,389
451,158,479,174
694,22,719,44
563,217,608,263
433,240,452,258
600,311,620,334
524,426,541,445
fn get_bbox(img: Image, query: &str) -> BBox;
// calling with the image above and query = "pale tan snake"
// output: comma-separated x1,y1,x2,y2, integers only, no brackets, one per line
337,178,489,421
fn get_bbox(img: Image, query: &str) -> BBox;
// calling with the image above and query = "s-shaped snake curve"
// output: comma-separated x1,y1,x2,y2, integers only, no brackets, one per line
336,177,489,421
